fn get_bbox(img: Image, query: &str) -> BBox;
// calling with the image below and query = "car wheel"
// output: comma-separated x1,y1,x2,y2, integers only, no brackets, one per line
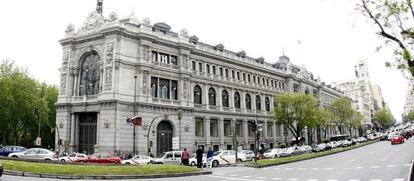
45,159,51,162
274,154,278,158
126,162,131,165
11,155,18,158
237,158,242,162
191,161,195,166
80,160,84,163
60,159,66,162
212,160,219,167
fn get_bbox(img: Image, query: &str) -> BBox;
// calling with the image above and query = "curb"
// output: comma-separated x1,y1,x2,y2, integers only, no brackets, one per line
245,141,379,168
3,170,212,180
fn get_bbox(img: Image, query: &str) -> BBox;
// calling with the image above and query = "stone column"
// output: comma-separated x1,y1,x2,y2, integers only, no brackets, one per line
272,122,277,143
219,118,224,146
205,117,211,145
241,91,246,112
252,93,256,111
204,84,209,110
286,77,293,92
217,87,223,111
243,119,248,145
229,88,235,111
263,120,268,140
70,113,76,152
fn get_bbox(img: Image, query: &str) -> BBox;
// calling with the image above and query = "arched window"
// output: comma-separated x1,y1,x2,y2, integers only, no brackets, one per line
265,97,270,112
256,95,261,111
194,85,202,104
79,52,100,96
234,92,241,108
222,90,229,107
208,88,216,106
245,94,251,110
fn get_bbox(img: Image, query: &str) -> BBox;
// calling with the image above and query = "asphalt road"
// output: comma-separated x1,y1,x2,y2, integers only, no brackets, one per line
1,139,413,181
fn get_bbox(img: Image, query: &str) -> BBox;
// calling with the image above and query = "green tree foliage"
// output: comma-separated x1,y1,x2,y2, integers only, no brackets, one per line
348,111,364,137
403,110,414,123
374,109,393,129
330,98,355,134
0,60,58,148
358,0,414,77
273,93,324,144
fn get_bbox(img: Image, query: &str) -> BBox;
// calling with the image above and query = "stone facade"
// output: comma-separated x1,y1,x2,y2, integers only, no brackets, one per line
56,11,344,155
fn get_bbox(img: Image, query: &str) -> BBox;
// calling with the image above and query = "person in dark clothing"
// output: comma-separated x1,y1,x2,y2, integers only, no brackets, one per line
196,146,203,168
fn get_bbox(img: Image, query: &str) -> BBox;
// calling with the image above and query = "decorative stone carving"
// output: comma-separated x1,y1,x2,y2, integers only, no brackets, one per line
142,17,151,27
179,29,188,37
143,71,149,94
106,12,118,23
65,24,75,33
140,46,150,60
183,78,188,99
79,11,105,33
104,43,114,90
60,74,66,95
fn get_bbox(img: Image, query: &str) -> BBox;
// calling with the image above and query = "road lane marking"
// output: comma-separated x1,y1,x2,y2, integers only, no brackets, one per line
285,168,294,171
273,168,280,170
262,168,269,170
241,176,251,178
387,165,396,168
272,178,281,180
348,179,360,181
297,168,307,171
311,168,319,170
288,178,298,181
403,163,411,167
383,157,388,161
392,178,404,181
370,179,381,181
206,175,263,181
325,167,333,170
256,177,266,179
306,179,319,181
370,166,380,168
354,166,364,169
327,180,338,181
229,175,238,177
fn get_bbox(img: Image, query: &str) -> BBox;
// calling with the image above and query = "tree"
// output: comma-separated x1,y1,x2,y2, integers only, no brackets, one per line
330,98,354,135
273,93,322,144
348,111,363,137
403,110,414,123
0,60,58,148
358,0,414,77
374,109,393,130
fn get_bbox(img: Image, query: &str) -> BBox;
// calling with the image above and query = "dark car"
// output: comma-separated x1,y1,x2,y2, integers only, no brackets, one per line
0,162,3,177
0,146,26,157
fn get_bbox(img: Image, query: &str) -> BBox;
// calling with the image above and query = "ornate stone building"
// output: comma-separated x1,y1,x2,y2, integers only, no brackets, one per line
56,8,344,155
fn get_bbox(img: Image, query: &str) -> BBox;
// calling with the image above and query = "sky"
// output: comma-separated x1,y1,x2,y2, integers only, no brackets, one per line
0,0,409,122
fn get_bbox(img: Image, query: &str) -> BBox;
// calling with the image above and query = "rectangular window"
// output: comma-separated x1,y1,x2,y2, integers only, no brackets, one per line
224,120,231,137
232,70,235,79
248,121,254,137
151,77,158,98
192,61,196,71
170,55,177,65
225,69,229,78
293,84,299,92
210,119,218,137
198,62,203,72
253,76,256,83
237,72,240,80
243,73,246,81
213,66,216,75
151,51,158,62
271,80,274,87
159,78,170,99
266,79,269,86
267,122,273,137
206,64,210,74
220,67,223,76
195,118,204,137
160,52,169,64
263,78,265,85
171,80,178,100
248,74,251,82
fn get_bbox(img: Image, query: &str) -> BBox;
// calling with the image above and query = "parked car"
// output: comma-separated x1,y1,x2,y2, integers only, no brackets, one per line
327,142,338,149
341,140,352,147
74,152,121,164
312,143,327,152
0,162,2,177
299,145,313,154
263,148,283,158
153,151,182,164
280,147,302,157
211,150,241,167
0,146,26,157
239,150,254,161
189,153,207,167
121,155,154,165
391,135,405,145
8,148,58,161
59,153,87,162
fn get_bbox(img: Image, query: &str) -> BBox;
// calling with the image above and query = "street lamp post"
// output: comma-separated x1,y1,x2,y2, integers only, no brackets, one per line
133,75,137,155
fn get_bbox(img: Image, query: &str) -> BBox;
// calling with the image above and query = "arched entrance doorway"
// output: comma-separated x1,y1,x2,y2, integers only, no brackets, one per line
156,121,173,156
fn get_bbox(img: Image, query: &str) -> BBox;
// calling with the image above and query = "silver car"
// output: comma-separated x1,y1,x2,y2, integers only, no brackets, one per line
8,148,58,161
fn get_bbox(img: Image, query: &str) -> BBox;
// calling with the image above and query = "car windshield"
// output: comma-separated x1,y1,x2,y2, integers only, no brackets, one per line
158,152,166,158
213,151,221,156
265,149,272,153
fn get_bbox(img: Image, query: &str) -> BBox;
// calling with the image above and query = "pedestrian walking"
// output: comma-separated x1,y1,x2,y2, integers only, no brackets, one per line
181,148,190,166
207,146,214,168
196,146,203,168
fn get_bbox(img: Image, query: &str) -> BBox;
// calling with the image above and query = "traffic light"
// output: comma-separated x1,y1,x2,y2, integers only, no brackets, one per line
57,139,63,146
235,123,240,135
251,122,257,132
150,141,153,147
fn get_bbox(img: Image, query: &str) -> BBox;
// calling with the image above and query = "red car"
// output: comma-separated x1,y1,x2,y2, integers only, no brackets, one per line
391,135,404,145
75,152,121,164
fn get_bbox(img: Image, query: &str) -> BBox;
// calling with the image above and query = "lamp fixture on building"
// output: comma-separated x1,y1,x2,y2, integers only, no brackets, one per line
104,120,111,128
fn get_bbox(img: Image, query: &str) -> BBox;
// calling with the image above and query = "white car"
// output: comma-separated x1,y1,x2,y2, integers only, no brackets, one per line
238,150,254,161
263,148,283,158
211,150,246,167
189,154,207,166
59,153,87,162
121,155,154,165
299,145,312,154
8,148,58,161
153,151,182,164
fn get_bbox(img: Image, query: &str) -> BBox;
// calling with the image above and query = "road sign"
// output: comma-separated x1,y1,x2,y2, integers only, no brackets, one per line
35,137,41,146
172,137,179,150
